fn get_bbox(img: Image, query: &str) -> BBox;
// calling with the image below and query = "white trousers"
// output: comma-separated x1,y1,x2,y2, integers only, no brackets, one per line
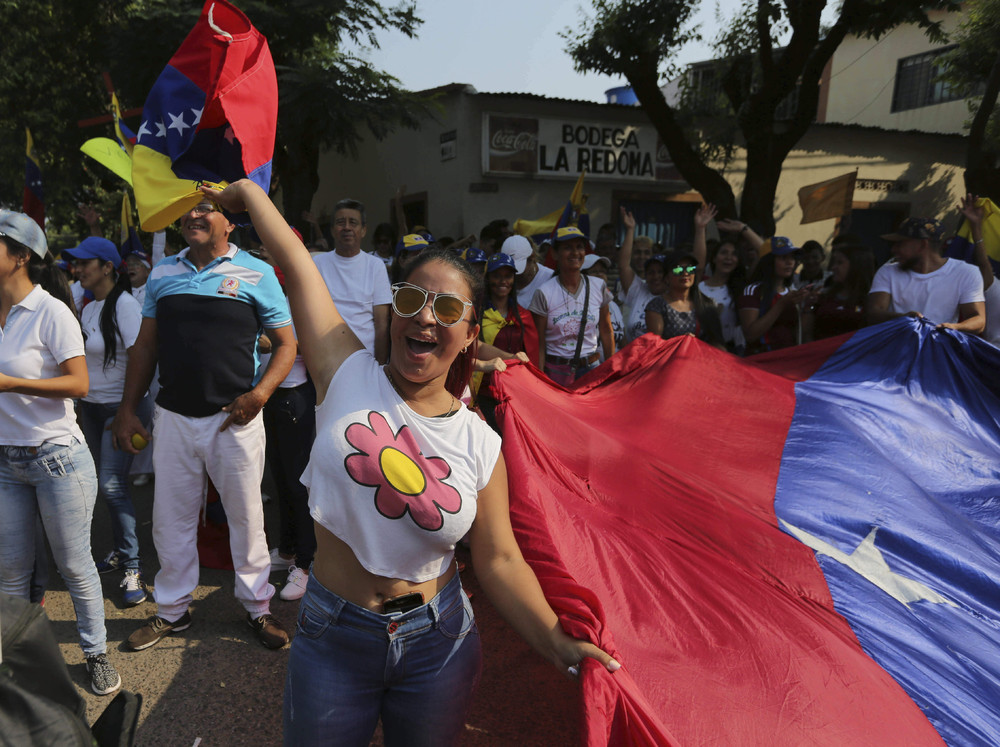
150,406,273,621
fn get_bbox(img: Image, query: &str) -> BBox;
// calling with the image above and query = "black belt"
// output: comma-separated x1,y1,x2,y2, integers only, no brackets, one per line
547,351,599,366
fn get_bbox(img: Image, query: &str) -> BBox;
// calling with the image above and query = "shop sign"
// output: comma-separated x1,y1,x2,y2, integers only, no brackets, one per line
484,113,673,181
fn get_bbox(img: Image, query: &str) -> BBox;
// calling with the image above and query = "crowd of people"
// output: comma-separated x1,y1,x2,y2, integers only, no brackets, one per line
0,183,996,743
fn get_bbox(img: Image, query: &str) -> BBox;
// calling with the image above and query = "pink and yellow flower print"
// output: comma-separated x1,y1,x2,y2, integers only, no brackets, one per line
345,411,461,531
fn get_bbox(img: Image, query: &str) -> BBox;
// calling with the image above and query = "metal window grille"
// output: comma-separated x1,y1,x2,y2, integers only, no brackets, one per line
891,46,961,112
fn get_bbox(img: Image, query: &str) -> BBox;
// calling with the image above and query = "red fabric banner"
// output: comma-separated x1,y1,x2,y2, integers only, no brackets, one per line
489,334,941,745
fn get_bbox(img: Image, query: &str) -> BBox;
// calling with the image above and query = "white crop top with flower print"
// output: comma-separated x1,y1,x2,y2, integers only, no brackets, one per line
302,350,503,583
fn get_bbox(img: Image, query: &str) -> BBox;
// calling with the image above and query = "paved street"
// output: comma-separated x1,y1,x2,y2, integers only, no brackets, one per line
41,473,580,745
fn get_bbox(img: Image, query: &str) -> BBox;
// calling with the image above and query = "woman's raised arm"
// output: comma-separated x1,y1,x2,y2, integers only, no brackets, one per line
200,181,363,399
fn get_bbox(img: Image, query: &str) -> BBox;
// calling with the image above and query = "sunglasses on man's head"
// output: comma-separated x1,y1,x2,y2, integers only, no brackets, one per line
391,282,474,327
671,265,697,275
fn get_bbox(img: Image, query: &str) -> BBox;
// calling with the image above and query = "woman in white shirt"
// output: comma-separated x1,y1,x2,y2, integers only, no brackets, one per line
202,181,619,747
64,237,151,607
0,211,121,696
529,226,615,385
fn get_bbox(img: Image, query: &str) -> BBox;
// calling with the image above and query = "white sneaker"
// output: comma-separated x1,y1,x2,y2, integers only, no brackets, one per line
279,566,308,601
133,474,151,487
269,548,294,572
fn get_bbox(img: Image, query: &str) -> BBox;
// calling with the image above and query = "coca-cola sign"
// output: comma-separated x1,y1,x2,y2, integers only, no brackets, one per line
490,129,538,155
487,116,538,174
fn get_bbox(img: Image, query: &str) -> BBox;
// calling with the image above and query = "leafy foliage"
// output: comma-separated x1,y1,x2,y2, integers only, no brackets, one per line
940,0,1000,172
565,0,960,233
0,0,424,242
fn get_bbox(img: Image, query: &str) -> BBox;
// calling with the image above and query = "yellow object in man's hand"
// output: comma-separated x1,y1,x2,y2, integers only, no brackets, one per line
131,433,149,450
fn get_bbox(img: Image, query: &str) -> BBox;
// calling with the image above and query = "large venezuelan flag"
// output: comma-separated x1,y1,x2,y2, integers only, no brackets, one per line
132,0,277,231
489,318,1000,745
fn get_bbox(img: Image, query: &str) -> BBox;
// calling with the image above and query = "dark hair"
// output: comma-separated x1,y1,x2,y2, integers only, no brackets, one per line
373,222,395,244
480,265,525,356
479,223,504,247
401,249,483,399
707,240,747,303
97,260,132,371
667,253,705,311
748,253,781,311
4,239,74,313
828,245,875,308
801,240,825,258
333,198,366,226
832,232,862,249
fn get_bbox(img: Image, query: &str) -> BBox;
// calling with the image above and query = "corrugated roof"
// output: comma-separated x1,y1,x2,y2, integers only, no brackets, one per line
414,82,639,109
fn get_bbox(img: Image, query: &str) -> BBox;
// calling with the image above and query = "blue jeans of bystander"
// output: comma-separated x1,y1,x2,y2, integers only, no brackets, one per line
0,439,107,656
78,397,152,571
283,569,481,746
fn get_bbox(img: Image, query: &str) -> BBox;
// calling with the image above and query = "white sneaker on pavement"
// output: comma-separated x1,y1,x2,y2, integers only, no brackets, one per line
269,547,294,572
280,566,308,601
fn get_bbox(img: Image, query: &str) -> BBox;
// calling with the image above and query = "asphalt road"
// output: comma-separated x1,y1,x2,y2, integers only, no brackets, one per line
41,472,580,746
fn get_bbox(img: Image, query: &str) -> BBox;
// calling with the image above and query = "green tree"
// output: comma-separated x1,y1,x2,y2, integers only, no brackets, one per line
940,0,1000,201
0,0,425,239
565,0,958,235
0,1,126,243
108,0,428,229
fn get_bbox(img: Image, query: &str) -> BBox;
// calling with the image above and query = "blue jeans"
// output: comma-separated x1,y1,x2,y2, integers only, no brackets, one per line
78,397,152,571
0,439,107,656
283,570,482,746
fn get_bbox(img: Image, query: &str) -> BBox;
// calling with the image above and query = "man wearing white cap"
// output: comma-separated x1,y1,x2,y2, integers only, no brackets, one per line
502,235,554,307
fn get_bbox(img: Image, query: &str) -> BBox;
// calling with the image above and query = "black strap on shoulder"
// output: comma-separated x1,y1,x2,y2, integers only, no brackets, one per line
572,274,591,365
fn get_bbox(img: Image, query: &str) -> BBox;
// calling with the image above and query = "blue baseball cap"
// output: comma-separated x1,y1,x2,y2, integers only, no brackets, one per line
396,233,430,257
0,210,47,258
463,247,487,264
763,236,800,256
486,253,516,274
62,236,122,265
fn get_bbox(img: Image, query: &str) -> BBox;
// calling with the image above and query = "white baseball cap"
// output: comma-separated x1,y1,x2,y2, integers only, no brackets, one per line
500,235,533,274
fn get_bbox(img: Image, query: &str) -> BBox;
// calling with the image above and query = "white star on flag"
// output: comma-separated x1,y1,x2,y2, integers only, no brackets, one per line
191,107,203,126
154,120,167,138
167,112,189,135
136,122,152,143
780,522,957,607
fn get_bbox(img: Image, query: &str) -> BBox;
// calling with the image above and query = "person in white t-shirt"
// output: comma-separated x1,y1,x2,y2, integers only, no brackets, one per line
313,199,392,362
504,234,554,309
0,212,122,697
867,217,985,334
529,226,614,385
63,237,152,608
202,179,620,746
958,194,1000,347
582,254,624,356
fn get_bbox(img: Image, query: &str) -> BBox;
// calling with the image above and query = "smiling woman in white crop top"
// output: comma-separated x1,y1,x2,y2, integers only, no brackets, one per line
203,181,619,747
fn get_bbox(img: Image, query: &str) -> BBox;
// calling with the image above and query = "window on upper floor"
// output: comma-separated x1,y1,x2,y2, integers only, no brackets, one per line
891,46,962,113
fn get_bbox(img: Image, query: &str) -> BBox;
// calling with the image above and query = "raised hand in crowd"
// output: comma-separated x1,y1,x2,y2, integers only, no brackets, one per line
959,193,993,292
617,206,638,292
300,210,329,251
692,202,716,272
78,205,102,237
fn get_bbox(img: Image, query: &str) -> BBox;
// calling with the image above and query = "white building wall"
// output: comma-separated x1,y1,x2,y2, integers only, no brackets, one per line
823,10,968,134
